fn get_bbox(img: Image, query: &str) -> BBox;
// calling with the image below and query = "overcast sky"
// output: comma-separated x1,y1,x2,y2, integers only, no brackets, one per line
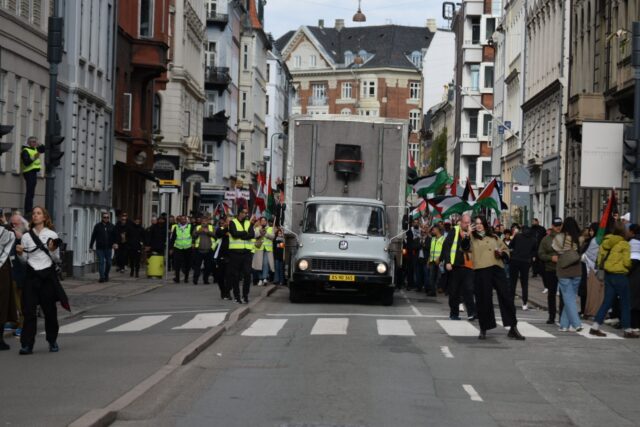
264,0,448,39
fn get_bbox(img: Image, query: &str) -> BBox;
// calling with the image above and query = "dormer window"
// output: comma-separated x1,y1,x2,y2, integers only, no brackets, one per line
410,51,422,67
344,50,354,65
358,49,368,61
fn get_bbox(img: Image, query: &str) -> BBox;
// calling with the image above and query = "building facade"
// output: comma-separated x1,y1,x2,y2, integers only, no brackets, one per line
54,0,117,275
452,0,500,188
565,0,636,225
275,20,432,164
0,0,53,215
113,0,171,221
522,0,570,226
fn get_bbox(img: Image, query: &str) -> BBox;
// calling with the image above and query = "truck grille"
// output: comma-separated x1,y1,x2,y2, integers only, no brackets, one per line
311,258,376,274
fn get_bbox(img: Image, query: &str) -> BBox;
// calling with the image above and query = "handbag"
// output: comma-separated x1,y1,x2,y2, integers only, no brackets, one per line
556,236,581,269
28,229,65,282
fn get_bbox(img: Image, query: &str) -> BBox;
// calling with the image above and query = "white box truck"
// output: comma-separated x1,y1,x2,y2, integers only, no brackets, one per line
283,115,409,305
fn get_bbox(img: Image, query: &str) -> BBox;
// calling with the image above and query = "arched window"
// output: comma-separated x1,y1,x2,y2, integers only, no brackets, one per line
152,93,161,133
410,51,422,67
344,50,353,65
340,108,352,115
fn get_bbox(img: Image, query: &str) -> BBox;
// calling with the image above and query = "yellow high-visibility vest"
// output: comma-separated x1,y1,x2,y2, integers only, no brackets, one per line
430,235,445,262
263,226,274,252
229,218,252,251
173,224,192,249
21,146,41,173
195,224,218,250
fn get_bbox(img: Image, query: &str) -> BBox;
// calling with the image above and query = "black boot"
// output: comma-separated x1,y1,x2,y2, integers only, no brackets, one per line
508,325,525,340
478,330,486,340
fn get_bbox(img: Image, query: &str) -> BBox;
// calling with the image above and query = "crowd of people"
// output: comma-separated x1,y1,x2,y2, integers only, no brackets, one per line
400,213,640,339
89,210,287,304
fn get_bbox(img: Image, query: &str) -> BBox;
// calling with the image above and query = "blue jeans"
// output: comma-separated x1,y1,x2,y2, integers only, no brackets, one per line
261,252,271,280
558,276,582,329
595,273,631,329
274,259,284,284
96,249,112,280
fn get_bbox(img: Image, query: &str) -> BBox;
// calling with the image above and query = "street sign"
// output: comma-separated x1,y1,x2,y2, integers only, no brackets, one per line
159,187,178,194
159,179,179,187
498,125,505,135
504,121,511,129
224,190,250,200
512,185,530,193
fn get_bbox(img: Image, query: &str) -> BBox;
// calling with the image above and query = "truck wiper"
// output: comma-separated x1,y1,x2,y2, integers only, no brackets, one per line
343,232,370,239
317,231,346,237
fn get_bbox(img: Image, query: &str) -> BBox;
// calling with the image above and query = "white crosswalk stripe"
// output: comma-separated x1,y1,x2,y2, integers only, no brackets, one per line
511,321,556,338
59,317,114,334
172,312,227,330
437,320,479,337
310,318,349,335
577,326,623,340
376,319,415,336
241,319,288,336
107,315,171,332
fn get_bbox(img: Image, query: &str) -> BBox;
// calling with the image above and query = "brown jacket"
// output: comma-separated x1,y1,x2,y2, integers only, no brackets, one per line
464,234,510,270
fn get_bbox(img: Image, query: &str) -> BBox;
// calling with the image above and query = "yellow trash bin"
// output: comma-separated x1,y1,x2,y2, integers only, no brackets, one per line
147,255,164,278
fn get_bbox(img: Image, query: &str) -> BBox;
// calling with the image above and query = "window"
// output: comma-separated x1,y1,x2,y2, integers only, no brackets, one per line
481,161,492,183
470,64,480,91
266,95,269,115
471,17,481,44
241,92,247,119
206,41,216,67
468,160,477,181
340,108,352,115
409,143,420,166
358,50,368,61
469,110,479,138
205,0,217,18
410,82,421,100
204,143,214,162
206,92,217,117
362,80,376,98
122,93,132,131
341,82,352,99
239,142,246,170
310,55,317,67
344,50,353,65
486,18,496,37
484,66,494,88
293,55,301,68
152,93,161,132
409,110,421,132
312,84,326,99
183,110,191,137
410,51,422,67
139,0,153,37
0,72,5,122
243,44,249,69
491,0,502,15
482,114,492,136
266,64,270,82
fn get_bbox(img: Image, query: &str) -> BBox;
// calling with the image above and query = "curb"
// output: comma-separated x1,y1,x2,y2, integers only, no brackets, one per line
68,284,279,427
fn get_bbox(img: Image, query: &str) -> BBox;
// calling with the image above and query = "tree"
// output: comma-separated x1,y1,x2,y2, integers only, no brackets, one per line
428,127,447,173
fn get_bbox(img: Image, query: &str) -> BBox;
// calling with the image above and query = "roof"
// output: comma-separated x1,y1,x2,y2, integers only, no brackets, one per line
306,197,385,207
276,24,433,70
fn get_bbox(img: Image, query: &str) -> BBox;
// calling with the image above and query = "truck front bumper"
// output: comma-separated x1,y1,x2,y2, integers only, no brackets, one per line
292,271,393,294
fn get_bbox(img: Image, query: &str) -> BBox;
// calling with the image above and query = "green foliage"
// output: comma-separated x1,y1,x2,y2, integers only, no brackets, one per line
428,127,447,173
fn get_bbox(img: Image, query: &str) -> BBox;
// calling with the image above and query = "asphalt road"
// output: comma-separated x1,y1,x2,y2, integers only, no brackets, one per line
0,283,237,427
107,289,640,427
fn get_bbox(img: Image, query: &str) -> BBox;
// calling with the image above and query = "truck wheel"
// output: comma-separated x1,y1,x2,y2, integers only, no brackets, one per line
289,285,305,303
381,289,394,306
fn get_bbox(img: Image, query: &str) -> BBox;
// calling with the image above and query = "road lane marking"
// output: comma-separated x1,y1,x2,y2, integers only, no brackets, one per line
241,319,288,336
107,315,171,332
440,346,454,358
400,291,423,316
376,319,415,336
172,312,227,330
59,317,114,334
509,321,555,338
265,313,547,321
437,320,480,337
577,326,623,340
463,384,483,402
84,309,228,318
310,318,349,335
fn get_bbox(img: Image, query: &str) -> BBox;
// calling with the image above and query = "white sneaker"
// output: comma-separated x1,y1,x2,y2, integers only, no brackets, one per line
558,327,569,332
459,303,465,312
542,288,548,294
522,304,528,311
604,318,619,325
257,279,264,286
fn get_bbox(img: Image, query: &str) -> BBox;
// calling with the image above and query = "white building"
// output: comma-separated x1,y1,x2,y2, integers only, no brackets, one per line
53,0,117,275
522,0,570,225
422,25,455,114
265,49,293,187
154,0,206,216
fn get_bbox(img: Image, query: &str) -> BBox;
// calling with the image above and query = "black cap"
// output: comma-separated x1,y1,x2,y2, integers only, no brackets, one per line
552,217,563,226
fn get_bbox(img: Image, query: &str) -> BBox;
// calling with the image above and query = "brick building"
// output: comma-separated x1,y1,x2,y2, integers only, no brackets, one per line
275,20,432,155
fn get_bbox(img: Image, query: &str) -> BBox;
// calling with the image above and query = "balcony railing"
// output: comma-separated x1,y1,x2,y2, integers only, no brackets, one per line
203,111,228,142
204,66,231,90
309,96,328,106
206,11,229,27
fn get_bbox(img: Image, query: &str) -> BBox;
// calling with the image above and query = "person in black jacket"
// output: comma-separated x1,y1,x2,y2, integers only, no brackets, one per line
404,219,421,290
145,215,167,255
114,212,132,273
214,216,231,299
530,218,547,278
227,209,256,303
509,224,538,309
126,218,146,278
441,214,477,320
89,212,118,282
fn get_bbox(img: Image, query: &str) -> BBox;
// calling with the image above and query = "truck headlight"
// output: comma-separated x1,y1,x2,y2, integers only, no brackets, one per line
376,263,387,274
298,259,309,271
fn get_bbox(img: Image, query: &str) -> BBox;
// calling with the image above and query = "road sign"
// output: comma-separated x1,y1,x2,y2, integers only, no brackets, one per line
504,121,511,129
159,179,179,187
512,185,530,193
159,187,178,194
498,125,505,135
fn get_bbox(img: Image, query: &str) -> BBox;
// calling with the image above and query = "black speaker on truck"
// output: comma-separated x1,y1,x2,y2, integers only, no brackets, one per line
333,144,363,176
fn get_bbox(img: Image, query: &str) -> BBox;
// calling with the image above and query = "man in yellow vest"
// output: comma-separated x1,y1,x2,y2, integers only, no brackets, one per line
427,224,445,297
169,215,193,283
228,208,256,303
441,214,477,321
20,136,43,215
192,215,217,285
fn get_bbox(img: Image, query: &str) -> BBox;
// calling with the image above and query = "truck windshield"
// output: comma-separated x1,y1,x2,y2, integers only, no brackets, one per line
303,204,385,236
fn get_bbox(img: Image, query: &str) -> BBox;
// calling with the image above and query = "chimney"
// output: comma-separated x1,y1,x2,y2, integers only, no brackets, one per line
335,19,345,31
426,18,437,33
318,19,324,28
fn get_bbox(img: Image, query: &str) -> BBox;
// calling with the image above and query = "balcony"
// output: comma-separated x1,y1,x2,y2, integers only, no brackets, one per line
462,92,481,109
206,11,229,29
567,93,605,124
309,96,328,106
460,140,480,156
203,111,228,142
130,38,168,78
463,47,482,63
204,66,231,92
465,1,483,16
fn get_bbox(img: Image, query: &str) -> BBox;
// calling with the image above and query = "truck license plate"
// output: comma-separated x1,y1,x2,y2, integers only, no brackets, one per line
329,274,355,282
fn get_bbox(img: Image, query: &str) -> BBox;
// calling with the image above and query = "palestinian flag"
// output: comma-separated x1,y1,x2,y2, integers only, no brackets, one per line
407,151,418,182
266,174,276,219
427,200,443,223
429,195,471,218
445,176,459,196
462,178,476,202
474,178,504,216
596,189,617,244
411,168,451,197
410,199,428,220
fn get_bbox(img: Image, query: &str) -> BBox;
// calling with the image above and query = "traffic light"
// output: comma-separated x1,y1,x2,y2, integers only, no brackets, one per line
0,124,13,157
46,118,64,168
623,124,638,172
